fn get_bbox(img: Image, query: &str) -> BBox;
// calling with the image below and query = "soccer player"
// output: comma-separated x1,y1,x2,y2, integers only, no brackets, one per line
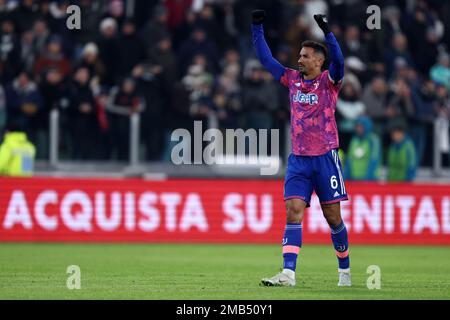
251,10,351,286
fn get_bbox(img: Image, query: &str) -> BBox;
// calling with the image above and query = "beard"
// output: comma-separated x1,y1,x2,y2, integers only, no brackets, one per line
299,65,308,76
299,70,309,77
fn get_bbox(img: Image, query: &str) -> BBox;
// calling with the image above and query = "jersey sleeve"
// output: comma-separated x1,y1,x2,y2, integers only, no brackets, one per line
251,24,285,80
280,68,299,87
324,70,343,92
325,32,344,83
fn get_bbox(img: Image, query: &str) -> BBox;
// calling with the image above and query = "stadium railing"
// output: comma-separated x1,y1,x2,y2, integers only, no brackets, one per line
45,109,448,180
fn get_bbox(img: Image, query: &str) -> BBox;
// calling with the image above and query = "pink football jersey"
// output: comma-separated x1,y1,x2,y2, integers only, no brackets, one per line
280,68,341,156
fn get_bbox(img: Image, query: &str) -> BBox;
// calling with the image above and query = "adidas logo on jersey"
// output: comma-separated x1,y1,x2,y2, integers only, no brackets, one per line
334,191,340,197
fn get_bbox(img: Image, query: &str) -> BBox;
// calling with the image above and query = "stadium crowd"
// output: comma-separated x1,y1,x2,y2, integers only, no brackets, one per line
0,0,449,179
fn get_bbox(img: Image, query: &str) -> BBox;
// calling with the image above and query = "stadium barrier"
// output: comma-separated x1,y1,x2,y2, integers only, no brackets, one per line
49,109,141,167
0,177,449,244
47,109,448,178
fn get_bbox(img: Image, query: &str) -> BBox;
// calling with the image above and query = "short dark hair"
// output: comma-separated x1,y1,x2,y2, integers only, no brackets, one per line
301,40,327,58
388,119,408,133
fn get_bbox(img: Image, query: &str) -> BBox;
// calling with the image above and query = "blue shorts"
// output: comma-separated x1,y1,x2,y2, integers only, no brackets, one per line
284,149,348,206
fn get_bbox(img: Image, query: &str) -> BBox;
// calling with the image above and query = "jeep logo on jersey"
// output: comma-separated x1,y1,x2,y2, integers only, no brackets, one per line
292,92,318,105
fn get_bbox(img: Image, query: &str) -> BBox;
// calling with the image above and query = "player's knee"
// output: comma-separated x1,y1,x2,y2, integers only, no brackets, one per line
322,203,342,227
325,215,342,227
285,201,305,223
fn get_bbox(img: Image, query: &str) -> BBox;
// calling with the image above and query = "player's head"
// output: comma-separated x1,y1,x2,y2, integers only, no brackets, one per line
389,121,407,143
298,40,327,76
355,116,372,137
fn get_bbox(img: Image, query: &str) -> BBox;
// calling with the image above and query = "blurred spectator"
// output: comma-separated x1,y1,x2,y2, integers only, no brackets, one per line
67,67,97,160
222,1,239,49
393,60,416,84
435,85,450,165
379,5,402,50
5,71,42,143
387,121,417,182
0,0,13,25
385,76,415,124
242,59,278,130
345,116,381,181
107,0,125,25
220,48,241,72
0,121,35,177
37,0,53,27
35,67,69,159
178,26,219,76
197,4,227,51
32,18,50,58
72,0,106,48
92,87,111,160
47,0,71,34
0,19,21,83
106,77,144,160
436,85,450,117
78,42,105,92
345,56,369,86
361,76,388,136
173,8,196,51
165,0,192,32
404,1,443,76
39,67,68,117
132,62,165,161
215,61,242,129
131,0,159,29
384,33,414,79
336,73,366,150
11,0,39,34
116,19,145,80
96,17,119,86
341,24,369,64
147,34,177,90
410,78,437,166
20,30,36,72
430,52,450,92
33,35,71,81
161,80,191,162
141,4,170,50
141,32,177,154
183,63,215,127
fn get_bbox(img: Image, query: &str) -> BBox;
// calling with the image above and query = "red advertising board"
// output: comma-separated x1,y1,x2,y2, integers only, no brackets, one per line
0,177,449,244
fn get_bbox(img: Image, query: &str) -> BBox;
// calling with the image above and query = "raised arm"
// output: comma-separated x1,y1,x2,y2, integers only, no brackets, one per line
251,10,285,81
314,14,344,83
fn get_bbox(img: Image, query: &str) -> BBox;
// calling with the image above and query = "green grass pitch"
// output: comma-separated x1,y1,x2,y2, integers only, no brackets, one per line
0,243,449,299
